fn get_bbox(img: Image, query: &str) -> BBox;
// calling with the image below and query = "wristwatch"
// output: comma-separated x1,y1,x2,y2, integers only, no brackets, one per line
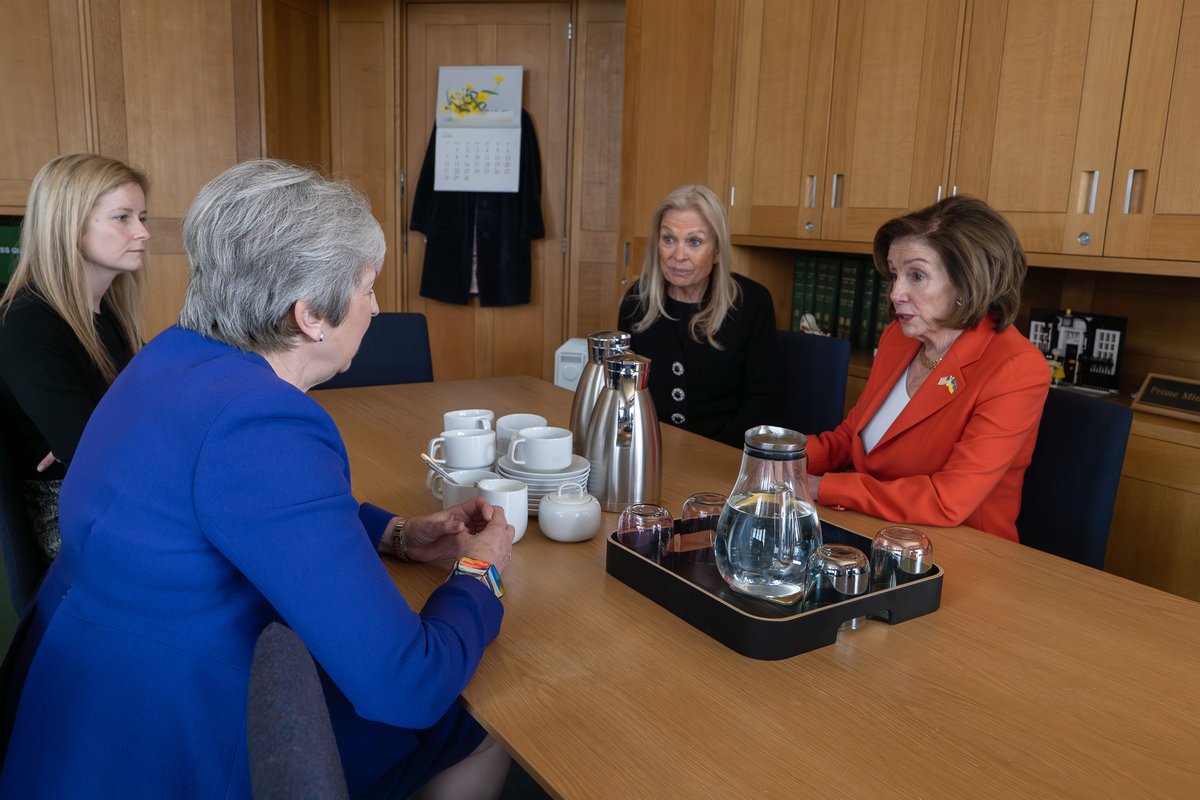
448,556,505,599
389,518,412,561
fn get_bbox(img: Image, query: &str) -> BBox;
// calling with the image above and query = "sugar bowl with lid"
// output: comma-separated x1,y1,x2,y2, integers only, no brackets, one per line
537,482,602,542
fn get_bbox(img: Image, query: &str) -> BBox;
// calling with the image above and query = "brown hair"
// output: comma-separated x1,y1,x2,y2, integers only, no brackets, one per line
629,184,739,348
872,195,1026,331
1,154,148,381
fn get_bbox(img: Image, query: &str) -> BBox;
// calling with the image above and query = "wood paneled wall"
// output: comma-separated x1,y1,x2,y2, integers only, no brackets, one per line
0,0,92,211
1,0,262,337
567,0,624,337
329,0,400,310
263,0,331,172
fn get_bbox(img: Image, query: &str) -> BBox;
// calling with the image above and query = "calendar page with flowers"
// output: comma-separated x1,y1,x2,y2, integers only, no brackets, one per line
433,65,524,192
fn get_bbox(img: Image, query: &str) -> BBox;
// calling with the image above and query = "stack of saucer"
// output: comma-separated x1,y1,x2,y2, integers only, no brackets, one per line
497,454,591,513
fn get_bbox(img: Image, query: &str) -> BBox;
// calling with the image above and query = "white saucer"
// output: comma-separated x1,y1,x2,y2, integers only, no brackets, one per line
497,453,590,479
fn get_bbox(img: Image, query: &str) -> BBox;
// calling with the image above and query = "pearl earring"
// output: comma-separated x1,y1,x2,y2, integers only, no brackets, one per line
318,331,325,343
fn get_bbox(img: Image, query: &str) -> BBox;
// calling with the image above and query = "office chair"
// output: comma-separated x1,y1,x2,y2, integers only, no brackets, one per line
775,331,851,436
1016,388,1133,569
314,312,434,389
0,433,45,620
246,622,349,800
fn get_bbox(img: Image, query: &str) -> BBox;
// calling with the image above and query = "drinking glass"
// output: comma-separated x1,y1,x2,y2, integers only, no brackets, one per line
616,503,675,560
870,526,933,588
668,492,726,564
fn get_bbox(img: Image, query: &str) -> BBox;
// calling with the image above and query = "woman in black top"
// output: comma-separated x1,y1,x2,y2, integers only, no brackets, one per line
0,154,149,560
618,184,777,448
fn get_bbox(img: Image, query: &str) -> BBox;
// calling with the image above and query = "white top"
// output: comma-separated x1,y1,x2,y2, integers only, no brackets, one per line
860,364,913,454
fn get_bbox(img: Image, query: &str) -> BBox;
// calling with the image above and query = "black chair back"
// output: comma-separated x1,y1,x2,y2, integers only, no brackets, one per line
1016,389,1132,569
247,622,349,800
775,331,851,436
314,312,434,389
0,434,44,619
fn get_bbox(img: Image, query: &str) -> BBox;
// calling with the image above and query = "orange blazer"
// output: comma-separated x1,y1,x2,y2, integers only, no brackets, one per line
806,316,1049,541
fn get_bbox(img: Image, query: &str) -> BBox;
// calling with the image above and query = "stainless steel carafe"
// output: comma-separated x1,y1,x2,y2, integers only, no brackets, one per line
568,330,631,454
583,353,661,512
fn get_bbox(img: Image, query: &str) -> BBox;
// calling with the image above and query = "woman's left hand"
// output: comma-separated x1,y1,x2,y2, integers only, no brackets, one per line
400,499,501,563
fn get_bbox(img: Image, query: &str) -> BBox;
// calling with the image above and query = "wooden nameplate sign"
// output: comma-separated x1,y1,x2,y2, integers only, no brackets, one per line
1132,373,1200,423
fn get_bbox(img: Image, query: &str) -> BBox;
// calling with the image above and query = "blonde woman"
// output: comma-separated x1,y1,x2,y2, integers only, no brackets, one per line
619,184,778,447
0,154,148,560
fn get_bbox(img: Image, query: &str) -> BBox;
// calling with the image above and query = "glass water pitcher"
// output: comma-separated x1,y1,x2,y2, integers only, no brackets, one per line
715,426,823,604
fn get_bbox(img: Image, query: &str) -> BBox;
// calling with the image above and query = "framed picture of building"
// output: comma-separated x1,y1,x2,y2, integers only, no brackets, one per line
1027,308,1127,394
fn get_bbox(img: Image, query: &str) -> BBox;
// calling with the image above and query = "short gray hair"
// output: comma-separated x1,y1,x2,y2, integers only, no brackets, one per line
179,159,385,353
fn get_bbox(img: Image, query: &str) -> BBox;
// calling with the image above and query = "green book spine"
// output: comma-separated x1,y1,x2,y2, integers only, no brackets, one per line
791,256,802,331
873,270,893,347
860,268,880,349
836,259,864,343
791,255,815,331
814,257,840,335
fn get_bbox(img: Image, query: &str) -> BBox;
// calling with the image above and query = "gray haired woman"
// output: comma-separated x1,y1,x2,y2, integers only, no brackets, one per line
1,159,515,799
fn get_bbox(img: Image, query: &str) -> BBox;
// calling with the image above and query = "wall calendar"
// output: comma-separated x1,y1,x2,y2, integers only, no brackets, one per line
433,65,524,193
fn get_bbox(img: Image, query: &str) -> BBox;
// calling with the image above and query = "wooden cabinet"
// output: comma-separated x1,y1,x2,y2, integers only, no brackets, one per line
617,0,738,290
728,0,964,244
1103,0,1200,262
823,0,963,242
951,0,1135,256
728,0,835,239
1105,411,1200,602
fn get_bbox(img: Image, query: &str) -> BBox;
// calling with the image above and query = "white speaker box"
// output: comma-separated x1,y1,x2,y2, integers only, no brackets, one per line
553,338,588,390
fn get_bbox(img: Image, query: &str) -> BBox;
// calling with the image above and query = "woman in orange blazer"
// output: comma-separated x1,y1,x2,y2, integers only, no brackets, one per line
805,196,1049,541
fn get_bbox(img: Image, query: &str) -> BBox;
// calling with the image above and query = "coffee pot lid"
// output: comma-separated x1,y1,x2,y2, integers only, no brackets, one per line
603,352,651,384
742,425,807,458
586,330,631,360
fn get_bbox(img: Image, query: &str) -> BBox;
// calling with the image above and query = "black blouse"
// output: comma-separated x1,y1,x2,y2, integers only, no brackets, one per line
618,273,778,448
0,290,133,480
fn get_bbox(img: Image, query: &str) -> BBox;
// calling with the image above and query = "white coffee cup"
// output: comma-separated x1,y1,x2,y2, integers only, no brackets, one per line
427,469,500,509
428,428,497,470
496,413,548,459
443,409,494,431
477,478,528,543
507,426,573,472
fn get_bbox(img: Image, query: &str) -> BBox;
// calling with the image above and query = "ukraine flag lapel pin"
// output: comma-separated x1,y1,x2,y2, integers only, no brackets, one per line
937,375,958,394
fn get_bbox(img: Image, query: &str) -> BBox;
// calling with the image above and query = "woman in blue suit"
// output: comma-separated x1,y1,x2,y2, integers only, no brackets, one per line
0,160,515,798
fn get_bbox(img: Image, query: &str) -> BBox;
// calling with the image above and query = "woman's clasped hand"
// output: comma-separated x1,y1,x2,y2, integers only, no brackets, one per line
401,499,514,570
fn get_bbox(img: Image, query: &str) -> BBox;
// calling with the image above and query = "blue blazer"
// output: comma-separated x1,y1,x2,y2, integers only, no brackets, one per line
0,327,503,798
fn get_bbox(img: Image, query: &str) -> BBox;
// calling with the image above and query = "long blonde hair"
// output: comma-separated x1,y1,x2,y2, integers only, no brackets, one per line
0,154,148,382
630,184,739,348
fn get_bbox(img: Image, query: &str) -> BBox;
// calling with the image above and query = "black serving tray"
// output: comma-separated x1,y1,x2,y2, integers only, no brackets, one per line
605,520,943,660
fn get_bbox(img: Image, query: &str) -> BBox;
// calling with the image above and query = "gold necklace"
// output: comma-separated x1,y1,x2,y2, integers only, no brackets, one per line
918,347,943,370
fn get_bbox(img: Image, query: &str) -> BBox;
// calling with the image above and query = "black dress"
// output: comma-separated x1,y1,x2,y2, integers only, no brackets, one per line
618,273,778,448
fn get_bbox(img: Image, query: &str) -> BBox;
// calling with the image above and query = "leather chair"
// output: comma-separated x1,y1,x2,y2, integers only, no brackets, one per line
775,330,851,436
0,434,44,620
246,622,349,800
1016,388,1132,569
314,312,434,389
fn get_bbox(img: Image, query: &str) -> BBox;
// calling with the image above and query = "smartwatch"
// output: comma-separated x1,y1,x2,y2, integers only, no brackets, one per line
448,556,505,599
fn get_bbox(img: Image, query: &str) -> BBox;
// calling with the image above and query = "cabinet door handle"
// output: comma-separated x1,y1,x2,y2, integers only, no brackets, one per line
936,184,943,202
1123,169,1146,214
805,175,817,209
830,173,843,208
1077,170,1100,214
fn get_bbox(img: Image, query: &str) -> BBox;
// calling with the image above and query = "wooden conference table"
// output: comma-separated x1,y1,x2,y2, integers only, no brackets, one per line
315,377,1200,799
